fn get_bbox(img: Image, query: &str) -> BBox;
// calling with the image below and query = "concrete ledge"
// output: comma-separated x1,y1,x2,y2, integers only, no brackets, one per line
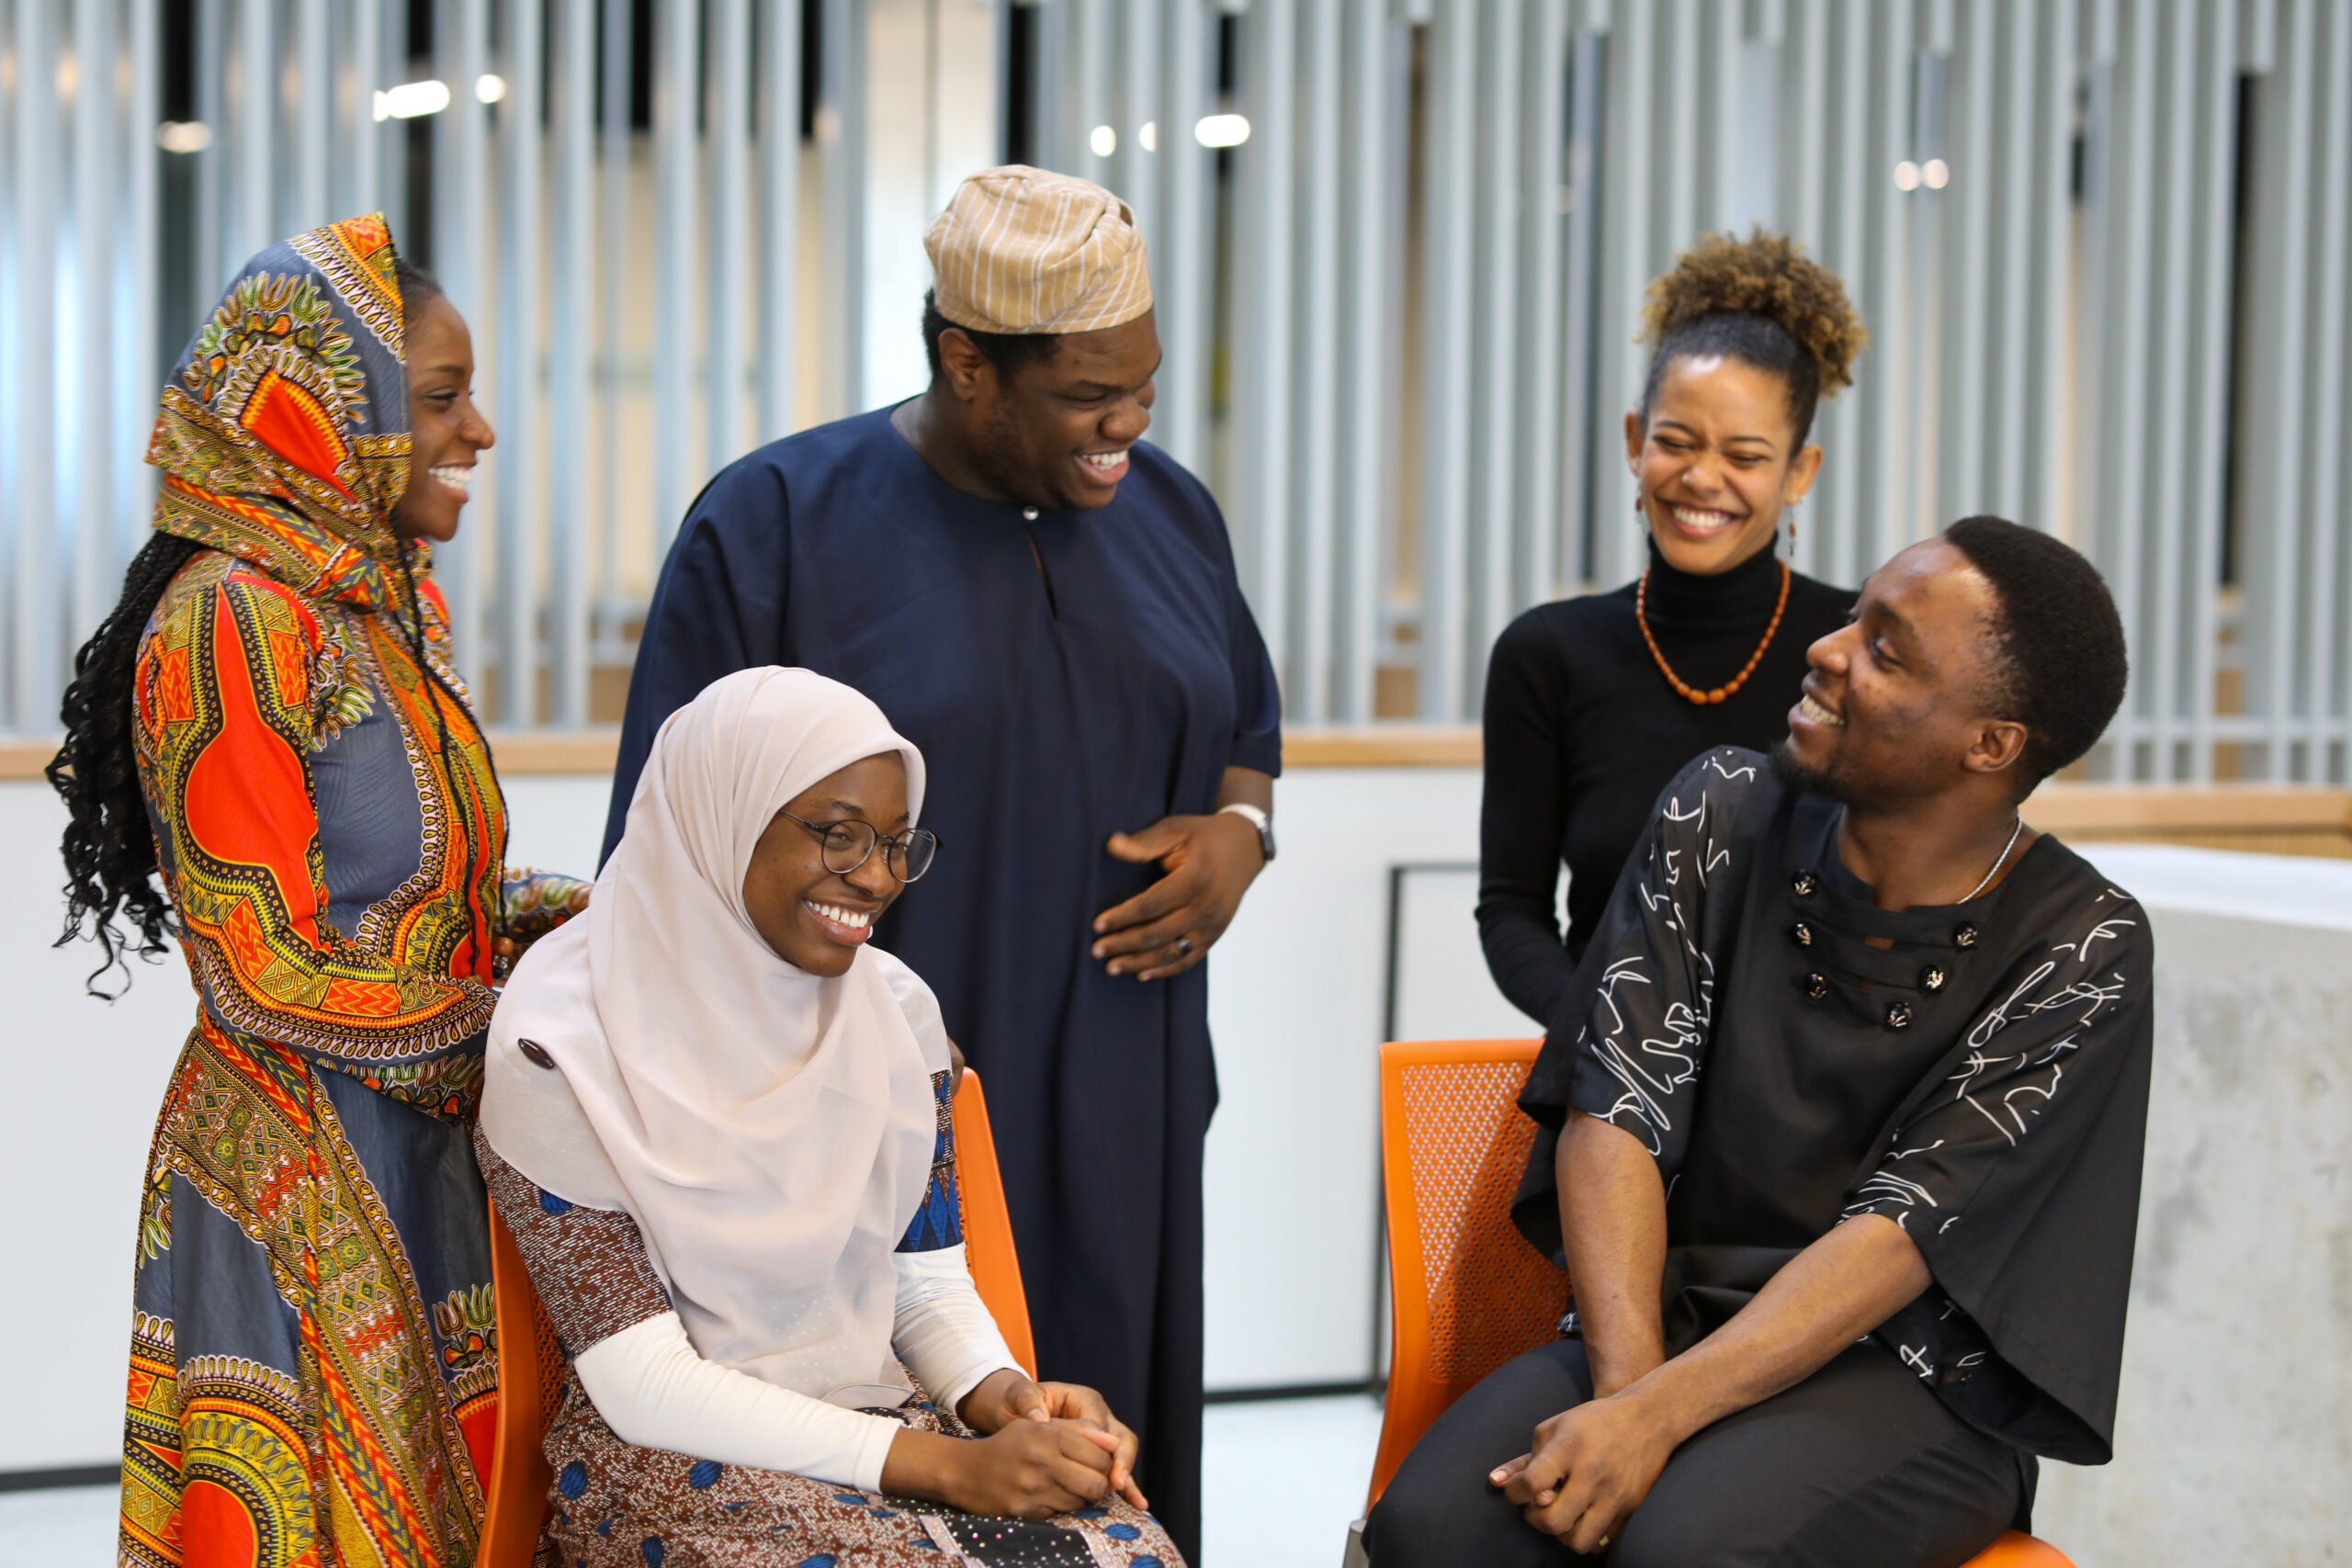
2029,844,2352,1560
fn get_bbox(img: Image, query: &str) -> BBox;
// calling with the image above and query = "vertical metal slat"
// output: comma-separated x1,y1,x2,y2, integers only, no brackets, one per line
435,0,491,665
293,0,330,231
758,0,802,443
1291,0,1341,723
548,0,593,727
651,0,700,545
1331,0,1395,719
707,0,749,473
1419,0,1479,714
1518,0,1569,606
1235,0,1296,698
494,0,546,724
12,0,61,728
2296,0,2347,776
74,0,119,645
121,0,163,566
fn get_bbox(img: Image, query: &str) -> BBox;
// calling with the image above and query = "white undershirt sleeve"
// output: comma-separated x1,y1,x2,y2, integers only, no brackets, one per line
892,1244,1025,1417
571,1313,904,1494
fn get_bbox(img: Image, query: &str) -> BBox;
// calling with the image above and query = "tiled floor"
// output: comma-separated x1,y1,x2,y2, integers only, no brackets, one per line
0,1394,1386,1568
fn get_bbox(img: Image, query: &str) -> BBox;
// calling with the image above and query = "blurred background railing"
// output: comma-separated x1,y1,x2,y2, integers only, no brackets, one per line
2,0,2348,781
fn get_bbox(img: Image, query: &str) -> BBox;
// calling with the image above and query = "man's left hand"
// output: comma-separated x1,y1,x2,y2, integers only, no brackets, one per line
1091,812,1264,980
1492,1392,1679,1554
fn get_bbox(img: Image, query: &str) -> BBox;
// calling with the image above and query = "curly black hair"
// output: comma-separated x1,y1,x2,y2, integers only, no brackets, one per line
51,253,448,998
1941,515,2130,795
49,531,206,995
1637,229,1867,446
921,288,1062,383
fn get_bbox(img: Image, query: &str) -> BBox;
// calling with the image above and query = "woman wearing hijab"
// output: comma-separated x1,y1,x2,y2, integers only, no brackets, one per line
477,667,1182,1567
51,215,586,1566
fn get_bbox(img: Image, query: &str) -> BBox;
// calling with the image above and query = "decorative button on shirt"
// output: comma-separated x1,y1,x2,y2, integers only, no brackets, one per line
519,1038,559,1069
1792,870,1821,897
1791,920,1815,948
1804,972,1830,1001
1954,922,1980,949
1921,964,1948,992
1885,1001,1914,1030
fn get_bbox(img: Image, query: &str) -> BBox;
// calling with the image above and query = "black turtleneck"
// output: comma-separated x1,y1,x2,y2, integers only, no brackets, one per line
1476,541,1854,1030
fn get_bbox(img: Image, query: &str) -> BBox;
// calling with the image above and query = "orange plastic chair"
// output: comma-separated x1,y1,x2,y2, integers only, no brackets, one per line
479,1068,1037,1567
1364,1039,2073,1568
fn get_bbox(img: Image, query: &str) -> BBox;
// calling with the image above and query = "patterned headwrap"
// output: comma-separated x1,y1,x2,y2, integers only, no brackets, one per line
146,213,415,610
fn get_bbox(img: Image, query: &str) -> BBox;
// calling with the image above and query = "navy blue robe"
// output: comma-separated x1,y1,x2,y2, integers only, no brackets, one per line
605,407,1283,1561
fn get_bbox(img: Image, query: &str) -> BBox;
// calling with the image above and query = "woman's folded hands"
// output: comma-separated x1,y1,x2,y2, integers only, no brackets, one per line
878,1367,1148,1518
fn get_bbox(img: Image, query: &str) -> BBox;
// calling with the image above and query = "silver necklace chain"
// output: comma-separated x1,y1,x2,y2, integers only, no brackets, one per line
1961,816,2026,904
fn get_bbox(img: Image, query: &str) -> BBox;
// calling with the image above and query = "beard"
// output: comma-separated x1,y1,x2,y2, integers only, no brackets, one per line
1769,734,1845,801
967,403,1065,512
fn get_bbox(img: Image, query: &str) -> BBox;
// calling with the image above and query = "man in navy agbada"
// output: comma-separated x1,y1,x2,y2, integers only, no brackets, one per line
603,166,1281,1562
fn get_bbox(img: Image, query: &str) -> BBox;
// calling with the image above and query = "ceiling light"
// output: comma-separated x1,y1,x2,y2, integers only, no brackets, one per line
375,79,452,120
1194,113,1250,149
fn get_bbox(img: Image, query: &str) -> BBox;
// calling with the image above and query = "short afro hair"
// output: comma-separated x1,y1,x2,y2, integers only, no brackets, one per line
1637,229,1866,446
921,288,1061,383
1941,516,2129,796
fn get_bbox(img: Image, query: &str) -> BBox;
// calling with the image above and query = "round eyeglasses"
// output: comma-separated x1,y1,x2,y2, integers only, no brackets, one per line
777,810,941,883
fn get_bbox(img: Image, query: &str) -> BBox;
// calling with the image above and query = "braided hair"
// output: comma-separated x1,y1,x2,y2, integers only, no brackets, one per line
1636,229,1867,446
51,254,447,998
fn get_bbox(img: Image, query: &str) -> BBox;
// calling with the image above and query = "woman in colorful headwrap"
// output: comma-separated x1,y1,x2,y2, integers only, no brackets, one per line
50,215,586,1567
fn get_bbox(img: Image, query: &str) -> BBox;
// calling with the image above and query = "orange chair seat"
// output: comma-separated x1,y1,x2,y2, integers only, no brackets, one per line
478,1069,1037,1567
1367,1039,2074,1568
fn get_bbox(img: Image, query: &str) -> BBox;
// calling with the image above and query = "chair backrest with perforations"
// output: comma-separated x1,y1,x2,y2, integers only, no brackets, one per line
1366,1039,1566,1510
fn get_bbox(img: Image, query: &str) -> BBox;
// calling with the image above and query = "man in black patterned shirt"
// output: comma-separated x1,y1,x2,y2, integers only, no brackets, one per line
1367,518,2150,1568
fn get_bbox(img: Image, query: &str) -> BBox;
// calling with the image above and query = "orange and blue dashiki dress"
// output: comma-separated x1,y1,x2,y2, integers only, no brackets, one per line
114,214,582,1568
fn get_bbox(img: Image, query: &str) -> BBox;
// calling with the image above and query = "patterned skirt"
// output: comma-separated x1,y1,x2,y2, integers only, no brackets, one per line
541,1369,1188,1568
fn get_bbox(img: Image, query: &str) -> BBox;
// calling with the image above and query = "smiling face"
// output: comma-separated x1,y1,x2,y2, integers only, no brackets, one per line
1775,537,2030,809
1625,354,1822,576
950,310,1160,512
390,292,495,543
740,752,910,978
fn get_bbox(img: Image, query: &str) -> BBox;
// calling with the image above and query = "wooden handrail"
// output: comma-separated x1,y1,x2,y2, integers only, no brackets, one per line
4,728,2346,843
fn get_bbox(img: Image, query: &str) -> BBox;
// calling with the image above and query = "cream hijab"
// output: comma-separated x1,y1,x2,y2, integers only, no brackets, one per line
481,668,945,1399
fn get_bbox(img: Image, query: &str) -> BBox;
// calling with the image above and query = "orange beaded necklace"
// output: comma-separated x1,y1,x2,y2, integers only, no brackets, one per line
1635,558,1791,705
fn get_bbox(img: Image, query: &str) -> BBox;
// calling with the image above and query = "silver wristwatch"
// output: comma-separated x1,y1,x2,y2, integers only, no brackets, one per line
1217,801,1276,864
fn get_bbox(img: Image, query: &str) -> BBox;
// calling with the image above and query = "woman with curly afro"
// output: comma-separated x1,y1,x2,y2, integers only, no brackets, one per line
1476,230,1867,1026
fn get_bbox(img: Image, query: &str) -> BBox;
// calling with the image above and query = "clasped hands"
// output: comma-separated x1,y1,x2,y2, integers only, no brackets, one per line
1489,1378,1680,1556
881,1367,1146,1519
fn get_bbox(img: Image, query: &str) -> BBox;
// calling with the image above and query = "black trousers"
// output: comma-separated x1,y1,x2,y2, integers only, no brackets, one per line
1363,1339,2025,1568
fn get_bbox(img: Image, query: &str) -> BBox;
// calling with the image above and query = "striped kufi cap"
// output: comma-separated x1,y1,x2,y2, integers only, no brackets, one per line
924,164,1153,336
